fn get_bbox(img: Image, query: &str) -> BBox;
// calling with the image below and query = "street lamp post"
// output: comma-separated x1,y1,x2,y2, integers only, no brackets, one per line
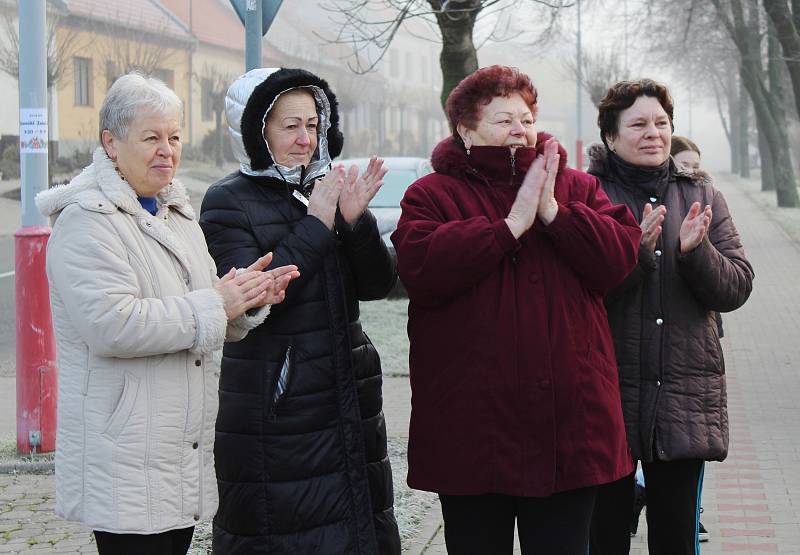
16,0,58,455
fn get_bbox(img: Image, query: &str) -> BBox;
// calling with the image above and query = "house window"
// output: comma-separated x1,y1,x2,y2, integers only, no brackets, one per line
152,68,174,89
420,56,427,83
74,57,92,106
405,52,413,80
201,78,213,122
389,50,399,78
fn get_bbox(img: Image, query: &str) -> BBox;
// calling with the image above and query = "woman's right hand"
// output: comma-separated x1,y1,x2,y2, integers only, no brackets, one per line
640,203,666,251
214,253,300,320
308,165,346,229
505,138,559,238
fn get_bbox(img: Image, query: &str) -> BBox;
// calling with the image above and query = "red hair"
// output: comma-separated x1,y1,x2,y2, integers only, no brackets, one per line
445,65,538,140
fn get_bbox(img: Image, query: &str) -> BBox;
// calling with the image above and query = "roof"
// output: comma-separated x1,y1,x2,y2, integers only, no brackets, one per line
160,0,244,50
64,0,193,41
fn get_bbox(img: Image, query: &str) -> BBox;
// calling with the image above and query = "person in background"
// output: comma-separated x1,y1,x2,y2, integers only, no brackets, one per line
671,135,701,173
391,65,642,554
588,79,754,555
200,67,401,554
36,72,298,555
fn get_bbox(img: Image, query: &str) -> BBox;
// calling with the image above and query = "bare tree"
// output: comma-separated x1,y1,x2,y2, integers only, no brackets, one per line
710,0,799,206
763,0,800,122
320,0,574,108
563,50,626,107
0,9,79,87
195,64,235,168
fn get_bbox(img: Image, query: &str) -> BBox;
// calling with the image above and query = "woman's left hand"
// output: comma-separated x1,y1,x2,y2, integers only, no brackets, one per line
339,156,389,226
536,138,560,225
680,201,712,253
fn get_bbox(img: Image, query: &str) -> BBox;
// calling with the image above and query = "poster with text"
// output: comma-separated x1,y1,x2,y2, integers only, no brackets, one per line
19,108,48,154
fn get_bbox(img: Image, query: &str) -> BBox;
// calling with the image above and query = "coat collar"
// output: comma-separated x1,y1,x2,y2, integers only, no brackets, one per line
587,142,712,188
36,147,195,220
431,132,568,185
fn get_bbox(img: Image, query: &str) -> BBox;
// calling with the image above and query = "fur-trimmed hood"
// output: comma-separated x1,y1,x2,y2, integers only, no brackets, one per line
225,67,344,186
35,147,194,221
586,142,712,187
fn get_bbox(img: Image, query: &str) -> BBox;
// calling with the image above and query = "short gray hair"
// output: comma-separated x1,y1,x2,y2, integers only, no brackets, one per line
99,72,183,143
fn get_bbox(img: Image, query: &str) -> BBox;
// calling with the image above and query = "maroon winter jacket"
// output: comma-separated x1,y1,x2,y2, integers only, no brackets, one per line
391,134,641,496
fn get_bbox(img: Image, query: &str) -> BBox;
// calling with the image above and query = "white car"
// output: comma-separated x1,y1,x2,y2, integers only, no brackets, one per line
337,156,433,250
337,156,433,297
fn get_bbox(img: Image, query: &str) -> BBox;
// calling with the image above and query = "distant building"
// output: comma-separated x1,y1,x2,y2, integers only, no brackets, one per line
0,0,448,163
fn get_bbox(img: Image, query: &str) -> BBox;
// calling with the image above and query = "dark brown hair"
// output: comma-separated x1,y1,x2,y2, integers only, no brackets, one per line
670,135,700,157
445,65,538,144
597,79,674,148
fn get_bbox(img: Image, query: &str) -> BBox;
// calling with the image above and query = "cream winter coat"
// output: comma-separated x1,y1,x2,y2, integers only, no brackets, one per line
36,148,265,534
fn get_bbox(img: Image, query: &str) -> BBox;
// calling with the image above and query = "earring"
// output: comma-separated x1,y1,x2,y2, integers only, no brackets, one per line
466,147,471,156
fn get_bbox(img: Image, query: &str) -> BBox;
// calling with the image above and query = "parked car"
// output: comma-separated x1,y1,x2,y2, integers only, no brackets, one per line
337,156,433,297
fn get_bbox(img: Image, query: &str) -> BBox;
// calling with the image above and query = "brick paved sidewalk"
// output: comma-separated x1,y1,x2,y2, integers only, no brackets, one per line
408,174,800,554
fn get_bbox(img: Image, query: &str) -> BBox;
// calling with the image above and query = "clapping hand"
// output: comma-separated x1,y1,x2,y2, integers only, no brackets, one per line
339,156,389,226
640,203,666,251
680,201,712,253
214,253,300,319
308,165,346,230
537,138,560,225
505,138,560,238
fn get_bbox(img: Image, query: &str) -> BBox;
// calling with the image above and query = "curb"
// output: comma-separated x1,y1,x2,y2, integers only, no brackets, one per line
405,506,442,555
0,460,54,475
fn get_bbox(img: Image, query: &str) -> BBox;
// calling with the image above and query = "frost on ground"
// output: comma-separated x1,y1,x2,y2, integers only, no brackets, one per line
360,298,411,377
189,438,436,554
190,299,434,553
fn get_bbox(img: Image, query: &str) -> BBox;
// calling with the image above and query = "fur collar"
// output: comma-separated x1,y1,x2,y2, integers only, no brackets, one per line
36,147,195,219
587,142,712,187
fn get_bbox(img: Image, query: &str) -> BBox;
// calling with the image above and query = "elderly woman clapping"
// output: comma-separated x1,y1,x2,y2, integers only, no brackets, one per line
391,65,642,554
36,72,298,555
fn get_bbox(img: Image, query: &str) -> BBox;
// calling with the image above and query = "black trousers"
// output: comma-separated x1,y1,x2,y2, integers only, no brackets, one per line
590,459,705,555
94,526,194,555
439,487,597,555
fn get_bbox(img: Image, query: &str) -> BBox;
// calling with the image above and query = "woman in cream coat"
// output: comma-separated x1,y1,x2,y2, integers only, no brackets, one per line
35,73,299,555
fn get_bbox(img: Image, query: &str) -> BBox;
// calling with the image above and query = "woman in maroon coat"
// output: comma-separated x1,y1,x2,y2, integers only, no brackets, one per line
391,65,642,554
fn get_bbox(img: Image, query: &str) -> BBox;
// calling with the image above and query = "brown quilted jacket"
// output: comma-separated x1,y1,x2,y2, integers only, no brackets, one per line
588,145,754,462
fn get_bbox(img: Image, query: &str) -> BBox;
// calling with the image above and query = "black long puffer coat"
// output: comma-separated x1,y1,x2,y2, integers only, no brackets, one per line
588,145,754,463
199,68,401,554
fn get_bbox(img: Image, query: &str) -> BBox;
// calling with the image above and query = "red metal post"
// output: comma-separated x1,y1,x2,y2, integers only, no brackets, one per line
15,226,57,454
576,139,584,172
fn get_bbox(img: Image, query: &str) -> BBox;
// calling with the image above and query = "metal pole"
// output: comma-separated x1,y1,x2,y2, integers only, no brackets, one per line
16,0,58,455
576,0,583,171
245,0,263,71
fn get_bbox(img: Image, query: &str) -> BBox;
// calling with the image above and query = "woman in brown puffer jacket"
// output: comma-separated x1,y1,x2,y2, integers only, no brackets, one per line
587,79,754,555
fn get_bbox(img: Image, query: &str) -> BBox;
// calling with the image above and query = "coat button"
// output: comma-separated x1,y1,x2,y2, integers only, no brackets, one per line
656,318,664,326
195,359,201,367
192,442,198,449
649,196,657,203
655,249,662,257
193,514,199,521
656,380,661,387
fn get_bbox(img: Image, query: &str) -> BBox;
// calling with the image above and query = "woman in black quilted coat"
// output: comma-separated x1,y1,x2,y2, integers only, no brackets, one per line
199,67,401,554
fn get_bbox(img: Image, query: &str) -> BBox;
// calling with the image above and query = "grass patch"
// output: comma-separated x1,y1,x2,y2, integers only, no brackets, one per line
725,172,800,244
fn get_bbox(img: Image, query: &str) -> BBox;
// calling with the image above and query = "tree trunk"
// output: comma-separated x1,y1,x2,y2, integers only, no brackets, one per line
757,118,775,191
431,0,481,109
763,0,800,122
728,72,741,174
738,75,750,178
742,60,798,205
